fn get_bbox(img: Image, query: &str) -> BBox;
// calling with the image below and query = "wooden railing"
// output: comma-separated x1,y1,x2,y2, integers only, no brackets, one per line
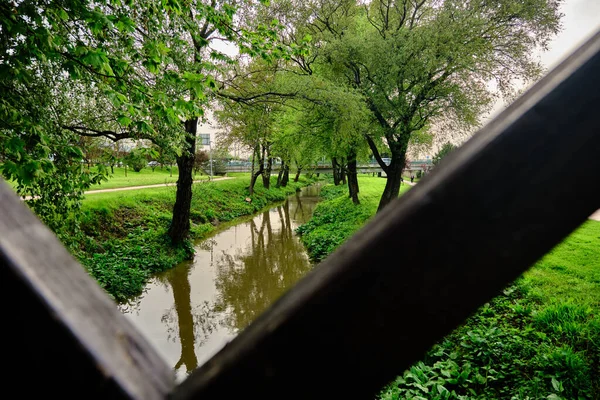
2,30,599,400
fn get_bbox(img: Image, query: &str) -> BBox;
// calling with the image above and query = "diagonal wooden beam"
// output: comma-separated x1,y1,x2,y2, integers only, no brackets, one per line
0,182,175,398
173,29,600,400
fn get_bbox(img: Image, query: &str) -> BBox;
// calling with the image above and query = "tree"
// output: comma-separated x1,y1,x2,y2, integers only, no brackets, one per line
1,0,295,245
432,142,457,166
0,64,106,233
215,59,292,195
124,149,147,172
217,101,275,195
193,150,209,176
280,84,371,204
298,0,562,211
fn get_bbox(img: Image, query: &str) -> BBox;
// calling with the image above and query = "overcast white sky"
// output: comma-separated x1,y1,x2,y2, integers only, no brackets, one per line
540,0,600,69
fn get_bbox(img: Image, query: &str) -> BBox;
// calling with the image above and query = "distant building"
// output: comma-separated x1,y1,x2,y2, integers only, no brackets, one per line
197,113,218,153
199,110,252,160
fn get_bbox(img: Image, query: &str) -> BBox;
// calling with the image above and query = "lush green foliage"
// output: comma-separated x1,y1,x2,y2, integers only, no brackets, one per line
1,0,302,243
298,176,600,398
297,177,412,261
124,149,148,172
71,174,317,301
380,273,598,399
272,0,562,209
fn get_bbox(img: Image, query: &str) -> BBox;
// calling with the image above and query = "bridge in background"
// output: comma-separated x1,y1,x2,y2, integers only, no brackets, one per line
225,160,433,175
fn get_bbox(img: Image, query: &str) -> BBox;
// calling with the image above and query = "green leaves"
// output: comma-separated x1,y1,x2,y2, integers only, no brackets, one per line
117,115,132,126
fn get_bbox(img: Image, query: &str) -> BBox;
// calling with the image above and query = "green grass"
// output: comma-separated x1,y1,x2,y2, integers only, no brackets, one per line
89,166,220,189
72,174,318,302
92,166,183,189
297,177,600,398
3,165,191,190
297,176,412,261
524,223,600,307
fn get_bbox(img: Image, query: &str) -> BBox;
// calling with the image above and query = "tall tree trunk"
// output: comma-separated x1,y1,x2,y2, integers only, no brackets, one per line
168,118,197,244
262,146,272,189
294,167,302,182
276,159,285,188
332,157,341,185
377,157,404,212
346,151,360,205
281,163,290,187
249,144,256,194
249,144,263,196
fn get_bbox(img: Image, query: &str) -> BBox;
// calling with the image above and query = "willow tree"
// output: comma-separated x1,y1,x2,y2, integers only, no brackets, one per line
302,0,562,211
279,88,371,204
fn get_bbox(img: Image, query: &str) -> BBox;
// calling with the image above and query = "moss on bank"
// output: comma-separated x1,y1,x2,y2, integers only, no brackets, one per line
68,175,316,302
297,176,600,398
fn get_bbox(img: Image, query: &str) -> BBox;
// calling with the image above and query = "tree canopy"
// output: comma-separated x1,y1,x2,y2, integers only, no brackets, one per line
285,0,562,210
1,0,564,233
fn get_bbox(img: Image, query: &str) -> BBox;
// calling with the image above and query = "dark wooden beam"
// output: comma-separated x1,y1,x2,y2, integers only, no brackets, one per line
172,30,600,400
0,183,175,398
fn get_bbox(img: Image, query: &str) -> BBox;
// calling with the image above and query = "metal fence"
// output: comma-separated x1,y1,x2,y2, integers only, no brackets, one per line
2,29,599,400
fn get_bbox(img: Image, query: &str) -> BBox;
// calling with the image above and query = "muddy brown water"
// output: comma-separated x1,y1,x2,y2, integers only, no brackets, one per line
121,184,322,381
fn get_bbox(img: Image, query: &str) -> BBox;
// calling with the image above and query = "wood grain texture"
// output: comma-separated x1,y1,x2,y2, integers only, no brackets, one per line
0,182,175,399
172,30,600,400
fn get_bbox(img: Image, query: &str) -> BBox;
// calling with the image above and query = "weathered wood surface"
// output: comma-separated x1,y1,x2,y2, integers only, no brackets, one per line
173,30,600,400
0,181,174,398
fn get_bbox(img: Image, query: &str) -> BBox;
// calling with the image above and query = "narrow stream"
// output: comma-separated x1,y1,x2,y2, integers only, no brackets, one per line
121,184,322,380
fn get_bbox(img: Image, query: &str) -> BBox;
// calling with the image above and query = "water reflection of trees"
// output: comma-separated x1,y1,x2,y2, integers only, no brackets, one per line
288,190,319,224
158,257,221,374
214,199,313,332
154,190,318,374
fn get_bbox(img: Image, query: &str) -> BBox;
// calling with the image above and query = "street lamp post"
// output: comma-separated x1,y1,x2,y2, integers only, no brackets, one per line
209,140,213,181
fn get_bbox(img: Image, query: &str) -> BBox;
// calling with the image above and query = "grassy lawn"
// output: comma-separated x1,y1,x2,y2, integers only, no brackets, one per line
3,165,185,190
297,176,600,398
92,166,181,189
523,223,600,307
87,166,221,190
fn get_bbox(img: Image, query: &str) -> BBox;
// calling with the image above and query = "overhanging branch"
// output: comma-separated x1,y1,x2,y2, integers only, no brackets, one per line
63,125,133,142
364,134,389,173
